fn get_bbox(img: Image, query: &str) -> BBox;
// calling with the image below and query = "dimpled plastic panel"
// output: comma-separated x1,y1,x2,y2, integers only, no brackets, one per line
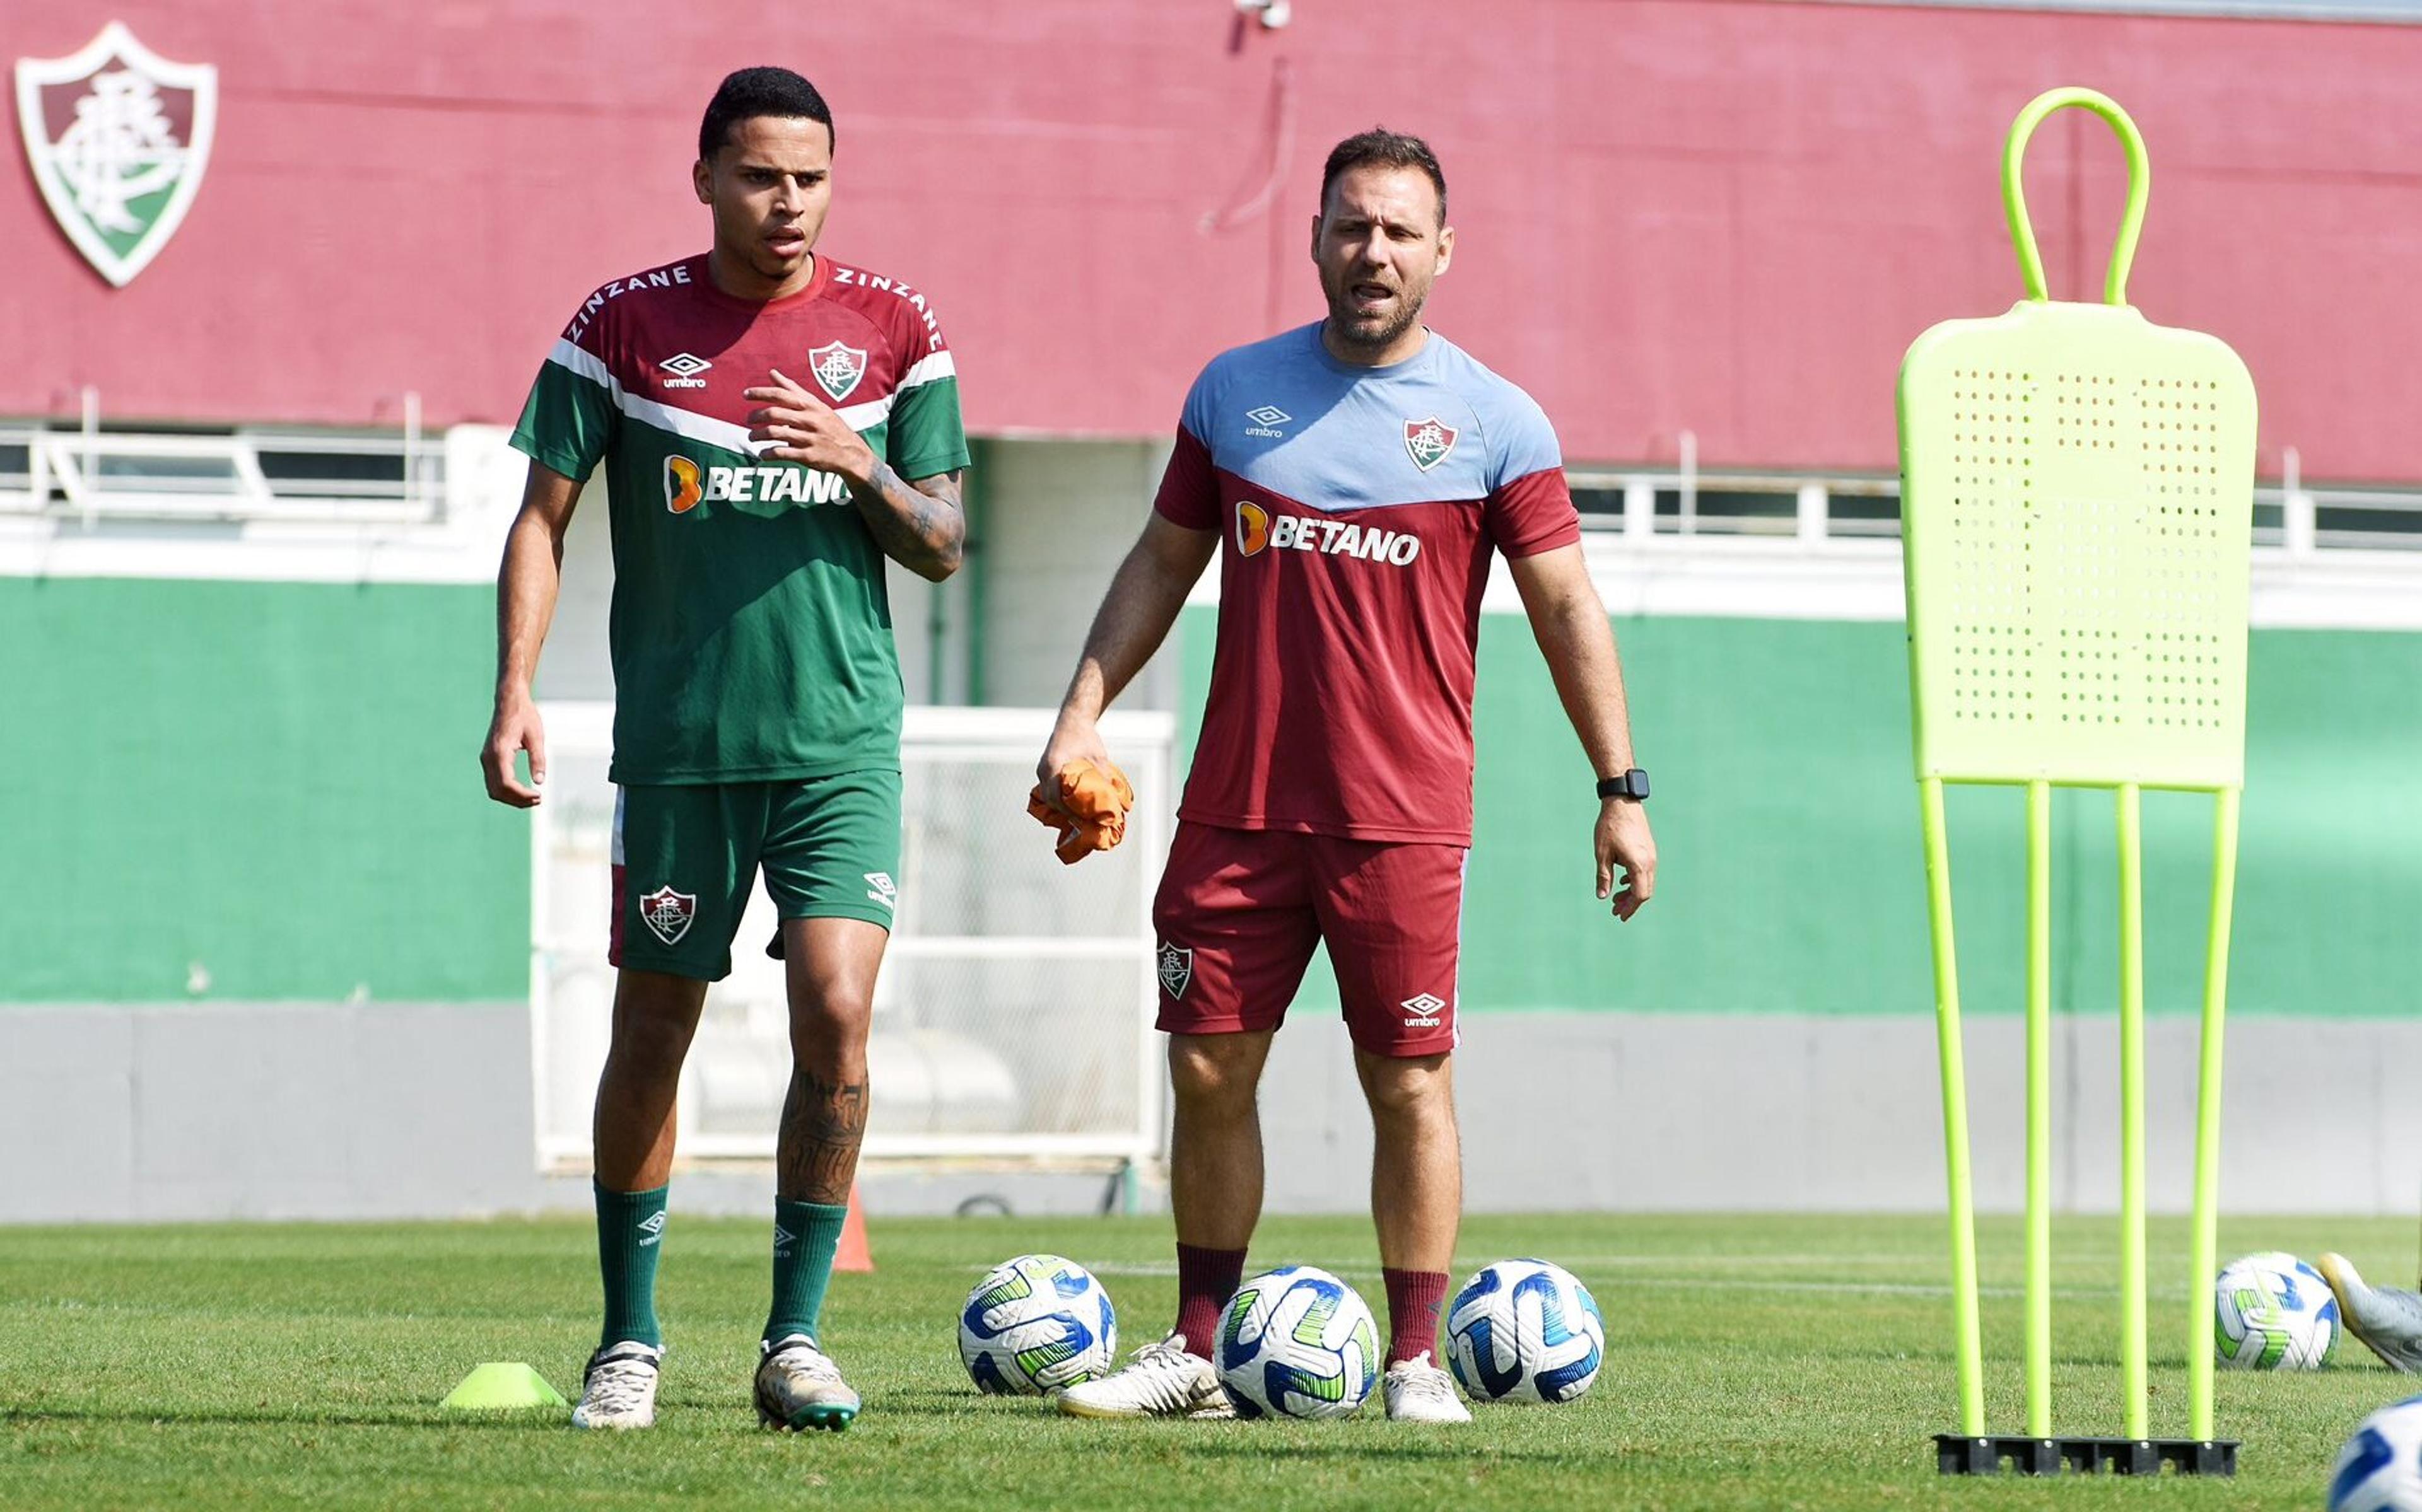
1898,301,2255,789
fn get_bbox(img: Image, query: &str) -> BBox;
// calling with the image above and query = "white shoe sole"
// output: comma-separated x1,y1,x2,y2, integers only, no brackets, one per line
1056,1393,1233,1421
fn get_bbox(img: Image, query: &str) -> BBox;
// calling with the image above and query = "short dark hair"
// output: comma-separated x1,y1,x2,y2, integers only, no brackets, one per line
698,67,833,162
1318,129,1447,226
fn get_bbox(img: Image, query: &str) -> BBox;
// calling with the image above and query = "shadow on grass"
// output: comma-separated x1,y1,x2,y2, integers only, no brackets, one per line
1117,1434,1625,1467
4,1406,568,1433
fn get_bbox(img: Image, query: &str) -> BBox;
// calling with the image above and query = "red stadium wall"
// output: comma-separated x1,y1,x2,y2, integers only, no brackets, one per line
7,1,2419,480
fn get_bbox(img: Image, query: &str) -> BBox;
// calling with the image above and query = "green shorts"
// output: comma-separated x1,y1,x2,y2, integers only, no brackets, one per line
611,769,902,980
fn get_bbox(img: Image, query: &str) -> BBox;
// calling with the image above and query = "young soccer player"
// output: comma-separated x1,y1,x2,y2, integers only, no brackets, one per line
481,66,969,1431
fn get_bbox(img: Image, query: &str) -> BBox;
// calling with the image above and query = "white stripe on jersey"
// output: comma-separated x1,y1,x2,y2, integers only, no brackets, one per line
544,339,896,447
547,337,615,391
833,395,892,433
896,350,957,391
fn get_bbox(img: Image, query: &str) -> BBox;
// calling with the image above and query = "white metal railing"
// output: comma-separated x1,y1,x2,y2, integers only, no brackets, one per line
1568,465,2422,559
0,416,445,525
8,411,2418,561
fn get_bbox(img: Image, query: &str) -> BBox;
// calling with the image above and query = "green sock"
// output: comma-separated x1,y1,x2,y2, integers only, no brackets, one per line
764,1197,851,1347
595,1181,668,1350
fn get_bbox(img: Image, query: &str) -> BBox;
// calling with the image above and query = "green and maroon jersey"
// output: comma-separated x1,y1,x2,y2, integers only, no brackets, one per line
510,253,969,785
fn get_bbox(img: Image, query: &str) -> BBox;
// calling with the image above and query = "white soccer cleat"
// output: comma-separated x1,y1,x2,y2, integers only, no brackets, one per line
1056,1332,1234,1419
2319,1253,2422,1373
756,1334,860,1431
1383,1352,1472,1423
571,1340,662,1429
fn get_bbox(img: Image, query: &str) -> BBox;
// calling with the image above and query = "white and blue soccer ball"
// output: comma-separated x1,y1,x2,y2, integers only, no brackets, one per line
2214,1251,2338,1371
1446,1258,1606,1405
2330,1395,2422,1511
957,1253,1118,1395
1216,1265,1380,1419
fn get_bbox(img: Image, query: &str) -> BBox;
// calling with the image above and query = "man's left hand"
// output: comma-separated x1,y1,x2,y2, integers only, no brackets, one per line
745,368,877,484
1596,798,1656,921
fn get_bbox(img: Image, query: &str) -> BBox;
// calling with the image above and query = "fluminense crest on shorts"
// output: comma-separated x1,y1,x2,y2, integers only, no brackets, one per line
638,885,696,946
1157,942,1193,1000
1403,416,1458,473
808,341,869,403
17,22,216,288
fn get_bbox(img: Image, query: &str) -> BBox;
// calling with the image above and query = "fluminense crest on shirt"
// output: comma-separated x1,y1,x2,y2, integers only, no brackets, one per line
809,340,868,402
1403,416,1458,472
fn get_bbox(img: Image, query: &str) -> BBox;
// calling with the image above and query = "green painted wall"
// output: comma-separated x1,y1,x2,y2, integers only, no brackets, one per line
1179,607,2422,1018
0,578,527,1003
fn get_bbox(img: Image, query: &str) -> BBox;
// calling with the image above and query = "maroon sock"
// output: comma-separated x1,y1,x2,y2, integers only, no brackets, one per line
1173,1243,1247,1359
1383,1267,1450,1366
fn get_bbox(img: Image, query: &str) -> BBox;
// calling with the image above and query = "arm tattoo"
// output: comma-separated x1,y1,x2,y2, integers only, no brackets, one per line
777,1068,869,1206
848,460,964,578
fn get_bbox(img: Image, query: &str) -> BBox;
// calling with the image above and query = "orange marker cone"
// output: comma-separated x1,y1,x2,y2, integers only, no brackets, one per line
834,1182,873,1272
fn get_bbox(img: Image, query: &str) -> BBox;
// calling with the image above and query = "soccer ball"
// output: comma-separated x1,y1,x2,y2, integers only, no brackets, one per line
2214,1251,2339,1371
1215,1265,1380,1419
2330,1395,2422,1511
1446,1258,1606,1404
957,1253,1118,1395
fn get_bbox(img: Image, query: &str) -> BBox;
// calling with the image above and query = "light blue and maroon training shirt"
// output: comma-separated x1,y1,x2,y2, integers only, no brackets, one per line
1152,322,1581,846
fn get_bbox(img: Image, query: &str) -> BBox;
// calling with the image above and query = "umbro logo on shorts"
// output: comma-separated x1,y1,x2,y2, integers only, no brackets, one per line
1158,943,1194,999
1401,992,1446,1028
864,872,898,910
639,885,696,946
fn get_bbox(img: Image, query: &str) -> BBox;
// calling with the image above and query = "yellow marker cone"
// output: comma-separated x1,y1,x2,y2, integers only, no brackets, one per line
442,1361,568,1411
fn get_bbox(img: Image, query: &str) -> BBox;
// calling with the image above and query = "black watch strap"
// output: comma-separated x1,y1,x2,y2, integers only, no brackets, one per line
1596,768,1650,802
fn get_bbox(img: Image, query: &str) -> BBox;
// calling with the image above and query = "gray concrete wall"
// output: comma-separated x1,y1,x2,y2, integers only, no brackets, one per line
3,1003,541,1223
6,1004,2416,1223
971,438,1178,711
1254,1011,2422,1218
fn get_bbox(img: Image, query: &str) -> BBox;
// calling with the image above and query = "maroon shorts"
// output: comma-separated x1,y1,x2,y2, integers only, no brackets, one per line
1151,821,1465,1057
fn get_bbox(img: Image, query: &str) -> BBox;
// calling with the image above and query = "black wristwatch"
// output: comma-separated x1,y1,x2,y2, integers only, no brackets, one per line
1596,768,1651,802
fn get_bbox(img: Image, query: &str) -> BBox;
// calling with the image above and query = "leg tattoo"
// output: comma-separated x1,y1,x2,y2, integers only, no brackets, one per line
778,1069,869,1205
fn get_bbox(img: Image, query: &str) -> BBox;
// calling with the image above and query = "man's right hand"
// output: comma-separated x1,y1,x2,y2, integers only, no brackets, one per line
483,698,547,807
1037,710,1113,796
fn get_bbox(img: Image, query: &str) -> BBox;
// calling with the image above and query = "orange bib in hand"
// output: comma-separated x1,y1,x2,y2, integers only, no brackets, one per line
1026,758,1137,864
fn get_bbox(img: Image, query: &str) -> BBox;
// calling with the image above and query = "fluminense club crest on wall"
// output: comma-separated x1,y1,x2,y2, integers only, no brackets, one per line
17,22,216,288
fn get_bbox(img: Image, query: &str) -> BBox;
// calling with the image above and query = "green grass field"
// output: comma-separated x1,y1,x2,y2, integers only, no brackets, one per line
3,1211,2415,1509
